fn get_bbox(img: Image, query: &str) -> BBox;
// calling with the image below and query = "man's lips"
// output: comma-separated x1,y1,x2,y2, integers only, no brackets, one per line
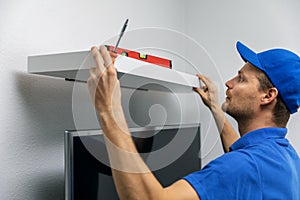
225,90,231,100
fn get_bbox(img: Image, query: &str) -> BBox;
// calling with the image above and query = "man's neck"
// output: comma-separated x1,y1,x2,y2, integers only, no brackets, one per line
237,113,278,137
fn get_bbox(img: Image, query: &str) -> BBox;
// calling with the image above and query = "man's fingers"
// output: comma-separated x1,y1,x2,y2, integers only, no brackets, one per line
91,46,105,73
196,73,210,86
99,45,113,68
109,51,118,59
193,87,201,94
193,86,205,96
89,67,98,80
87,68,97,103
196,74,217,93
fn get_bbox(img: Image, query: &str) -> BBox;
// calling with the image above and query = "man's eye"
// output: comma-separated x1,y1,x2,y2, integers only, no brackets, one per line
238,75,243,82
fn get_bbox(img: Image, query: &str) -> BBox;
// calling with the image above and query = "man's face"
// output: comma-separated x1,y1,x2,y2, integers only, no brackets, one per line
222,63,265,120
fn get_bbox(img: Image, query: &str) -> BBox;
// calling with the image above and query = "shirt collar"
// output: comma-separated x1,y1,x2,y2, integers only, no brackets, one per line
230,127,287,151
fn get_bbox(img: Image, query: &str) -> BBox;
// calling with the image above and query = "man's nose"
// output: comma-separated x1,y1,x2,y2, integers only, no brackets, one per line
225,79,233,89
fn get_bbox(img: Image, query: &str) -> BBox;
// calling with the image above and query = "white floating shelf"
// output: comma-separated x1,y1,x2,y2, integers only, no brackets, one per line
28,50,200,92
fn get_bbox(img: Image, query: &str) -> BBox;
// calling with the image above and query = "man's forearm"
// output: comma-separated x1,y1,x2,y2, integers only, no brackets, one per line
210,106,239,153
88,46,199,200
192,74,239,152
99,109,165,200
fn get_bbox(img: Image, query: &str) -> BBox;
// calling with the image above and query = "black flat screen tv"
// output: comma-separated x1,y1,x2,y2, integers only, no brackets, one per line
65,124,201,200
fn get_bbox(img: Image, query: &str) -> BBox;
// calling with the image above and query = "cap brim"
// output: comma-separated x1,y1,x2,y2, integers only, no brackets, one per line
236,41,263,70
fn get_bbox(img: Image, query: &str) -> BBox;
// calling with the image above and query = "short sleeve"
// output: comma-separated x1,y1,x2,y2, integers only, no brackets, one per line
183,151,262,200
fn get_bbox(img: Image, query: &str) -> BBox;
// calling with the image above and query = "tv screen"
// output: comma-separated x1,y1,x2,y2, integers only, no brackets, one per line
65,124,201,200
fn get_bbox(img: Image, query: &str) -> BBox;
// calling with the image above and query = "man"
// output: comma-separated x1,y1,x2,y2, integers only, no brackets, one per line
87,41,300,199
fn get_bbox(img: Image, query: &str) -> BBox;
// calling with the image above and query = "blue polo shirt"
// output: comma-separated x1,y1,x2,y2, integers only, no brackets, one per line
183,127,300,200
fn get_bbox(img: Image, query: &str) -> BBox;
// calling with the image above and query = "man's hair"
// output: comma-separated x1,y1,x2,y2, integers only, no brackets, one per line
254,68,290,127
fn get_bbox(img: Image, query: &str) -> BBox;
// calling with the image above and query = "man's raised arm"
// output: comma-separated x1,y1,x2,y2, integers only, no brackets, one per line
193,74,239,153
87,46,199,200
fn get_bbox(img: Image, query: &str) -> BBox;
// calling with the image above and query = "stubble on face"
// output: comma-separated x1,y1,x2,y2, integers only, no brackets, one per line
222,64,262,122
222,96,256,121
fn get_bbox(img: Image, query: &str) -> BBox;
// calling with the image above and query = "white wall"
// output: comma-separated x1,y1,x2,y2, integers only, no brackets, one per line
1,0,300,199
0,0,186,199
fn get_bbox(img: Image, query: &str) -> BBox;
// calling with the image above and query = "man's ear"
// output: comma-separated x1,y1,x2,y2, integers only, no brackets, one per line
261,87,278,105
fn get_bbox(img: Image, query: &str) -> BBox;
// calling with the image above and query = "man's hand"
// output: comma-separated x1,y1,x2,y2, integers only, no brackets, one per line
193,74,220,111
87,46,120,114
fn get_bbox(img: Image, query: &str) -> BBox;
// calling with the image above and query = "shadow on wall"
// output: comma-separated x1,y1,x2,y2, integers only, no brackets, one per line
30,170,65,200
13,72,77,199
15,72,76,133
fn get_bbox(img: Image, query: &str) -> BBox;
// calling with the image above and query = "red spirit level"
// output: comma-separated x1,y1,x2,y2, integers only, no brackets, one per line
105,45,172,69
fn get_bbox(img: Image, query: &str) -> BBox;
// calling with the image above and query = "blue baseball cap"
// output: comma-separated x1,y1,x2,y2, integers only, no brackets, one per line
236,41,300,114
